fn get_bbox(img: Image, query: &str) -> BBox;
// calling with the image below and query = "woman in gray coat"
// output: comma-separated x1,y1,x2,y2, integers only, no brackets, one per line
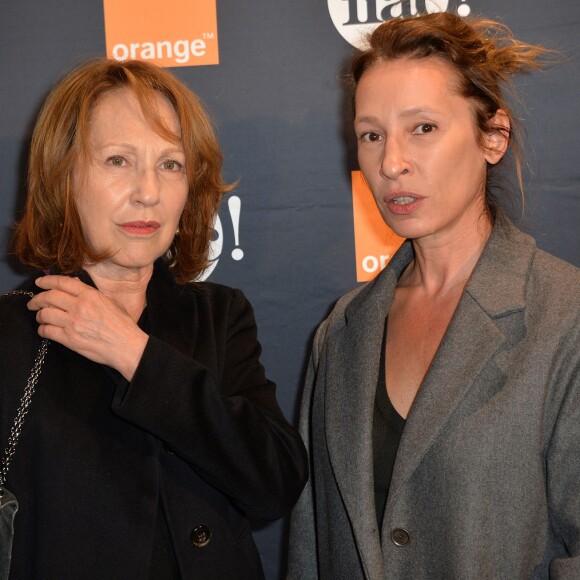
288,13,579,579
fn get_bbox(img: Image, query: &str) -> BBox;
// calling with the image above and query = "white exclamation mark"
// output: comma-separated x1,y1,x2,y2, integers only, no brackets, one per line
228,196,244,260
458,0,470,17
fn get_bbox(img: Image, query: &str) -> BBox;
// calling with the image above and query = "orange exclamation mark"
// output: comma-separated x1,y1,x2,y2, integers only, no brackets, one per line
228,196,244,260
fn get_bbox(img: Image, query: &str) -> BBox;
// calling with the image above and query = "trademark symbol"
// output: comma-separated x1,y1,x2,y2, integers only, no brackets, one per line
202,32,215,40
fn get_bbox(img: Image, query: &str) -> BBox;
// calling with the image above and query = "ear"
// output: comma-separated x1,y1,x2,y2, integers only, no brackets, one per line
483,109,510,165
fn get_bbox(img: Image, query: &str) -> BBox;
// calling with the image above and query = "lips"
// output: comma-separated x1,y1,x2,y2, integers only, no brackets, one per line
119,221,160,235
385,192,423,215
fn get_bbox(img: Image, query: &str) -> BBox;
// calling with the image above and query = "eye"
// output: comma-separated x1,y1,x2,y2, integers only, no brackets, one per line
360,132,383,143
162,160,184,172
412,123,436,135
107,155,127,167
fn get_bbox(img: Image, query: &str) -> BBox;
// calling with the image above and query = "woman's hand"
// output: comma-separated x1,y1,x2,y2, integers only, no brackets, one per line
27,275,148,381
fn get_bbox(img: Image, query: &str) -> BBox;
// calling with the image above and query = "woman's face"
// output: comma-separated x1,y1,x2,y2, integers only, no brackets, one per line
74,88,188,277
355,57,502,245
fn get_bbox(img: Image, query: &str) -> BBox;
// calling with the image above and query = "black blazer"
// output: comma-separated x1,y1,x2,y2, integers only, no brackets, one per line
0,260,308,579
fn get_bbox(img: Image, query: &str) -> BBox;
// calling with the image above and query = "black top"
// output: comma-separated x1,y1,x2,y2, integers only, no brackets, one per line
372,324,406,532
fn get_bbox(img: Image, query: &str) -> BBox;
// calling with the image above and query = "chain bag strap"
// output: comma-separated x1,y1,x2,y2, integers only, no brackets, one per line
0,290,49,580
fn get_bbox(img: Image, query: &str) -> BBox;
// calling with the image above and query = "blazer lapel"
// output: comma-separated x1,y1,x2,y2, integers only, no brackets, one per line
385,293,505,512
386,219,535,512
325,242,414,576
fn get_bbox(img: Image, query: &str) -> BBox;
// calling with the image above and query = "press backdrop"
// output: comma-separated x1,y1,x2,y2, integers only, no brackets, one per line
1,1,579,577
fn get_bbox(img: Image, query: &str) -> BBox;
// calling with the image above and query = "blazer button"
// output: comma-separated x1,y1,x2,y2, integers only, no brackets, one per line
391,528,410,546
191,525,212,548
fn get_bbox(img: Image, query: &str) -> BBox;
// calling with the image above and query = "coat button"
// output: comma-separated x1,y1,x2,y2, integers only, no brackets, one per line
191,525,212,548
391,528,410,546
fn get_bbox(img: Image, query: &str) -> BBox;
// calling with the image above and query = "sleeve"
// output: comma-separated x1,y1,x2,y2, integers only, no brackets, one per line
287,319,329,579
110,287,308,521
546,325,580,578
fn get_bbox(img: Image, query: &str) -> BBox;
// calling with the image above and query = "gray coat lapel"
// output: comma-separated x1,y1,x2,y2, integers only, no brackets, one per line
321,219,536,573
386,220,534,511
325,243,414,577
385,292,505,513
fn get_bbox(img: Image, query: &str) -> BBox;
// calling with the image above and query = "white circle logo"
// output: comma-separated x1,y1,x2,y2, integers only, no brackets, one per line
327,1,471,49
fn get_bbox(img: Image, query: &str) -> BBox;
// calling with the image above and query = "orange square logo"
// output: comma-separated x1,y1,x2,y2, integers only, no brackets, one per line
103,0,219,68
351,170,405,282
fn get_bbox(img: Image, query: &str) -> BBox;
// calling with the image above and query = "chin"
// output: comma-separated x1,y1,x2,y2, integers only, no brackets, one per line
380,215,416,239
110,251,161,271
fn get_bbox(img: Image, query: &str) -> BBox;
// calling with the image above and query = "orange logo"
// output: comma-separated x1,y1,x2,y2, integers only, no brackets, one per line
103,0,219,68
351,170,405,282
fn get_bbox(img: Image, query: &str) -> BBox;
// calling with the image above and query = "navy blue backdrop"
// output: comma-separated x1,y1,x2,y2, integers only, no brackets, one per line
1,1,579,577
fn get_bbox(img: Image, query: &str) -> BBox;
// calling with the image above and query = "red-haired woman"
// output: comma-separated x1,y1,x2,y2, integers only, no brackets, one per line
0,58,307,579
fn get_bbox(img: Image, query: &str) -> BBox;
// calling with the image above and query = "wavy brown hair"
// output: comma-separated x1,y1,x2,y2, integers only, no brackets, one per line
14,58,232,283
351,13,554,218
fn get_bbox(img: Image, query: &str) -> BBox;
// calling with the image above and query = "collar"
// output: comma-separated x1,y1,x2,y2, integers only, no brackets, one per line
49,259,197,359
343,217,535,326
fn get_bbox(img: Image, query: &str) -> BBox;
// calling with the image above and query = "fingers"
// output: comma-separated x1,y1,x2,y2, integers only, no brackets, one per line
34,301,72,328
36,320,68,343
24,274,148,378
28,290,76,313
28,275,98,342
28,276,88,312
34,274,84,294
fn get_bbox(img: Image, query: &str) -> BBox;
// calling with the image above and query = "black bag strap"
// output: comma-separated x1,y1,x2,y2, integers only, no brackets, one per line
0,291,49,498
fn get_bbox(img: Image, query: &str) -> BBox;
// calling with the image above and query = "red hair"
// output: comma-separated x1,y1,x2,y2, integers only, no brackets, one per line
15,58,233,283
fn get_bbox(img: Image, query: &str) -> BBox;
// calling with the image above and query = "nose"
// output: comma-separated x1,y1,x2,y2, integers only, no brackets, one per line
380,137,411,180
131,168,161,206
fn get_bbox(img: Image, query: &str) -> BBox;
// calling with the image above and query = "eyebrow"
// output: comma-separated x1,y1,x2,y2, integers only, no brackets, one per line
400,106,440,118
95,142,185,154
355,107,441,125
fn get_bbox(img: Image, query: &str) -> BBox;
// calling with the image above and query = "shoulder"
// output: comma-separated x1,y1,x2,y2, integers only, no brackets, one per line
493,222,580,349
501,221,580,311
153,260,254,318
469,219,578,321
312,277,381,359
317,240,413,340
0,281,40,335
324,284,367,330
526,248,580,337
495,218,579,288
179,281,252,312
306,284,366,365
174,281,258,334
0,283,44,382
529,247,580,299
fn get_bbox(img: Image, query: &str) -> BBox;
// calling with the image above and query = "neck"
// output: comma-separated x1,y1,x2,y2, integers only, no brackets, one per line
401,216,492,296
83,262,153,322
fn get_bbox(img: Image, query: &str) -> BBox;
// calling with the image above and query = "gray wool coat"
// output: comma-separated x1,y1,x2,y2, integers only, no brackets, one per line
288,219,580,580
